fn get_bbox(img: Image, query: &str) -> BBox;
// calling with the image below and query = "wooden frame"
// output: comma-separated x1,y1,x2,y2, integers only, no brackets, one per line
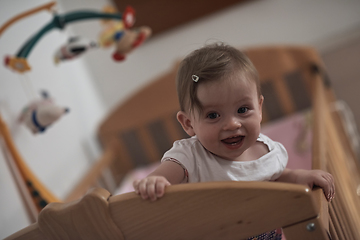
5,46,360,239
6,184,329,240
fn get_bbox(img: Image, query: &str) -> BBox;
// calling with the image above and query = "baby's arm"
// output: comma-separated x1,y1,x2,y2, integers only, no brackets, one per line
275,168,335,202
133,161,185,201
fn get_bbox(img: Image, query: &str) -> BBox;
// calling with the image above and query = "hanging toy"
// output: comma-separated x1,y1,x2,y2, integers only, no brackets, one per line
54,36,98,64
18,91,69,134
98,6,152,61
111,26,151,61
98,6,135,47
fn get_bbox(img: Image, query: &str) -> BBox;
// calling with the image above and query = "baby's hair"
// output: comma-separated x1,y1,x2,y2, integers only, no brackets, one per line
176,42,261,114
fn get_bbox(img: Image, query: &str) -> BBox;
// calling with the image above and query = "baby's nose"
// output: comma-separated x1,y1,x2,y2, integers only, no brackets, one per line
223,117,242,131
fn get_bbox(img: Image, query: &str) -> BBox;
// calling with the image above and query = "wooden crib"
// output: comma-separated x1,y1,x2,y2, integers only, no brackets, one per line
5,46,360,239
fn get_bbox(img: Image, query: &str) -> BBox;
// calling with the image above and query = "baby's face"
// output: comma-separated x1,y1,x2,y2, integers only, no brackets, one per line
190,74,263,161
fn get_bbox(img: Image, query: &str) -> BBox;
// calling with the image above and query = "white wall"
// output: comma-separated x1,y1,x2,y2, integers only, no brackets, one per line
1,0,360,238
0,0,106,237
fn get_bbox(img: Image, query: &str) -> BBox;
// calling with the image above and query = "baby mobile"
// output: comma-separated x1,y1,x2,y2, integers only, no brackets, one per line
2,1,151,134
0,1,151,220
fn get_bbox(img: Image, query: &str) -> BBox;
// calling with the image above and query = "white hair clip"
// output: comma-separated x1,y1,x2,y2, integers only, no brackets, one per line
192,75,199,82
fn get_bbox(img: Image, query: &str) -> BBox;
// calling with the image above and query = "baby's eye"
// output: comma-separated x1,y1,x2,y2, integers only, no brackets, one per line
207,112,220,119
238,107,248,114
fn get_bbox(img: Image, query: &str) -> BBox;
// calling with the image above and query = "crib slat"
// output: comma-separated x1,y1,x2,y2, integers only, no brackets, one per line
329,213,340,240
311,71,330,234
330,198,348,239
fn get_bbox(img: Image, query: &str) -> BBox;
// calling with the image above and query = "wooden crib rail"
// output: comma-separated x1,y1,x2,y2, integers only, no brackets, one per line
311,67,360,239
5,182,329,240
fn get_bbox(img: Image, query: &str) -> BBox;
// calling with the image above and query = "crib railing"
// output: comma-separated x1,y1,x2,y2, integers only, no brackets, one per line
311,67,360,239
0,69,346,240
5,183,328,240
7,68,360,240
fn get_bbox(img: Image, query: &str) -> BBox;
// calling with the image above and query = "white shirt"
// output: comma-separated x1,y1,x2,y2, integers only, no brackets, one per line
161,133,288,183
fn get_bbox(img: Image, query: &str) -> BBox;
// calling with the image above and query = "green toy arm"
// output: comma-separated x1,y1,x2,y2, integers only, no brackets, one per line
16,11,122,58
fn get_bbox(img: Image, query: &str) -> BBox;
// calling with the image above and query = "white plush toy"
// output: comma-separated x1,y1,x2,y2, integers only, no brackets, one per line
18,91,69,134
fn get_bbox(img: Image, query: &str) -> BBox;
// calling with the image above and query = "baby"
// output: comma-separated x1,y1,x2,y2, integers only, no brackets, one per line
133,43,335,239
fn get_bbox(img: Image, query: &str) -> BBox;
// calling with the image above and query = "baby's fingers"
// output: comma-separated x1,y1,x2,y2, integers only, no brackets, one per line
325,174,335,201
133,179,141,194
315,173,335,202
147,178,171,201
133,176,171,201
146,178,157,201
155,179,171,198
137,178,151,200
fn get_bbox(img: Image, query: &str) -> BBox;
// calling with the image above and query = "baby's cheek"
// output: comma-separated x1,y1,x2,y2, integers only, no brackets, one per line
252,122,261,136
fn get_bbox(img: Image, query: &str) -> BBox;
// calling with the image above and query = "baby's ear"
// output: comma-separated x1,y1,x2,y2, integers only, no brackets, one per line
177,111,195,136
259,95,264,121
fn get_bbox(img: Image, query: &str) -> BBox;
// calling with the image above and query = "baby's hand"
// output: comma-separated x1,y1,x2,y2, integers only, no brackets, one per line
295,169,335,202
133,176,171,201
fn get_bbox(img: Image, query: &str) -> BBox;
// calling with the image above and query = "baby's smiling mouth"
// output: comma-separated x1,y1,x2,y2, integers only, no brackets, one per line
221,135,244,145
